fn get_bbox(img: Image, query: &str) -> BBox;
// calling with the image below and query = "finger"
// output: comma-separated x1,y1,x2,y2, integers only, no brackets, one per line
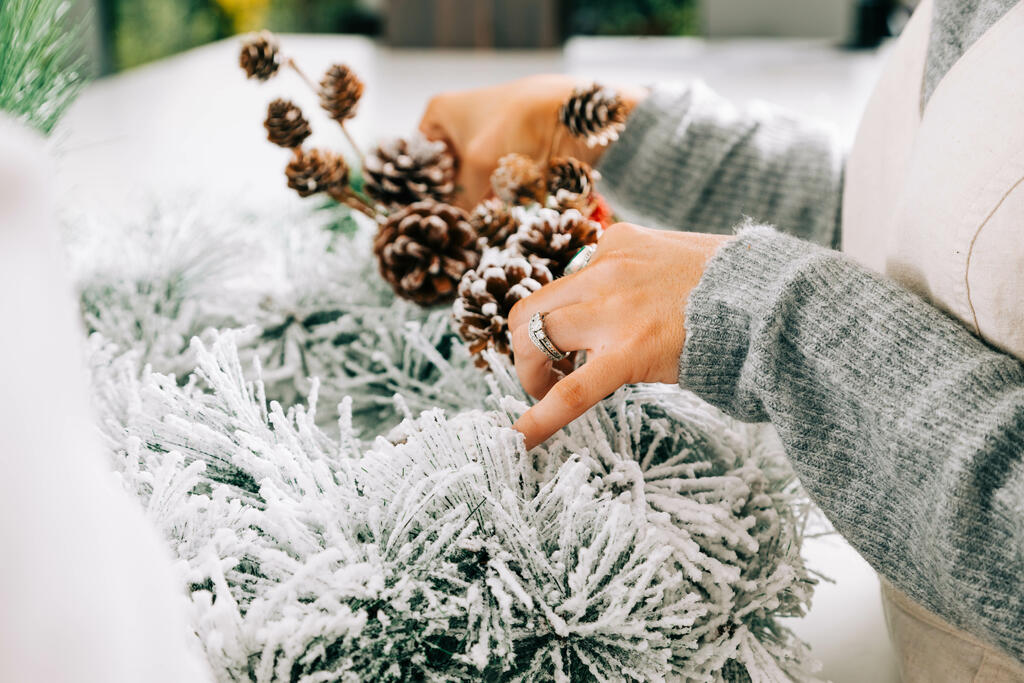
503,301,593,401
538,302,604,354
510,322,563,399
507,301,604,397
513,353,629,450
507,264,598,332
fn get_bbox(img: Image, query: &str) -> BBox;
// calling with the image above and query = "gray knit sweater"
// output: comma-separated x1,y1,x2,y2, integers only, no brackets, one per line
598,0,1024,664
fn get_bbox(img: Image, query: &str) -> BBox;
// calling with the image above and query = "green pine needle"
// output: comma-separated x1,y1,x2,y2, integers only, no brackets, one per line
0,0,87,134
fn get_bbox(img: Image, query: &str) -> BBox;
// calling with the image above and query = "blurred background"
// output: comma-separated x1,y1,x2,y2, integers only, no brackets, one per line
59,0,920,228
87,0,917,74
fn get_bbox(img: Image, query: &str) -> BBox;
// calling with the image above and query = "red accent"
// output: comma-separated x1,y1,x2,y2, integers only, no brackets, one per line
588,193,615,229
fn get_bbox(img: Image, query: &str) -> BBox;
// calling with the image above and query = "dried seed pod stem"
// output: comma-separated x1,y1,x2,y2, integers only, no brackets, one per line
490,153,545,205
239,31,282,81
327,186,379,219
508,207,601,277
363,135,456,209
285,56,318,93
546,156,597,212
558,83,627,147
339,124,364,166
319,64,366,163
264,99,312,149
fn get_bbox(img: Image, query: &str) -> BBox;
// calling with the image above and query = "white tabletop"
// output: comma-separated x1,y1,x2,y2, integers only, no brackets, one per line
55,35,899,682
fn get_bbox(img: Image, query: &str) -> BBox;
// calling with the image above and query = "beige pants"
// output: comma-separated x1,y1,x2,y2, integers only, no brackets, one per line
881,581,1024,682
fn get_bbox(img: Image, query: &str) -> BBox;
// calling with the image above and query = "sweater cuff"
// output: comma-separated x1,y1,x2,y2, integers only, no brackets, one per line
595,85,694,226
679,224,822,421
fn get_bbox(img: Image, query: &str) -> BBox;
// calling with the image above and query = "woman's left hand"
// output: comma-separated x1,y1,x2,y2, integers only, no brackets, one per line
508,223,732,449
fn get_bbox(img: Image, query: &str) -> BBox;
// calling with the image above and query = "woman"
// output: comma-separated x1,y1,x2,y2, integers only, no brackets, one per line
419,0,1024,680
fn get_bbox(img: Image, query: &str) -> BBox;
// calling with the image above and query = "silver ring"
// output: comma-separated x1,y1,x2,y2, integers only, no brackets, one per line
528,312,568,361
564,244,596,276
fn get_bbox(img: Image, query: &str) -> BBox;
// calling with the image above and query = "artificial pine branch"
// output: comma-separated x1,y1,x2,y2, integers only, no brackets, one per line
84,327,820,682
0,0,86,134
71,201,491,436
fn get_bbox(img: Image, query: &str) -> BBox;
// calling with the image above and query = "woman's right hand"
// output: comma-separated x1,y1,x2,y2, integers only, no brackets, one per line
417,75,644,209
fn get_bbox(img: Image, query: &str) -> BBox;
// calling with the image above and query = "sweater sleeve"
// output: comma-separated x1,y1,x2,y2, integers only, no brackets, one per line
597,82,845,247
680,225,1024,663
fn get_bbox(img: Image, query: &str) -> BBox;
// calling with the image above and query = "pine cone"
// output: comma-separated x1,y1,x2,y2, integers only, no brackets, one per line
239,31,281,81
559,84,627,147
264,99,312,149
364,135,456,208
374,200,479,305
285,148,349,198
546,156,596,210
490,153,544,205
319,64,364,123
470,198,519,249
508,207,601,277
454,248,552,365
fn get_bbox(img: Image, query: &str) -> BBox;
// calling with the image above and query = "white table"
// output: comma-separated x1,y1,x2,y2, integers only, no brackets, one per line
55,35,899,682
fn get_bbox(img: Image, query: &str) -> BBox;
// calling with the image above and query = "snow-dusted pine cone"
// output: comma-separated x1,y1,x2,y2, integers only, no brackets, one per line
546,156,597,210
285,148,349,198
265,99,311,149
319,64,364,123
239,31,281,81
490,153,545,205
508,207,601,277
454,248,552,365
363,135,456,208
470,198,519,249
559,84,627,147
374,200,479,304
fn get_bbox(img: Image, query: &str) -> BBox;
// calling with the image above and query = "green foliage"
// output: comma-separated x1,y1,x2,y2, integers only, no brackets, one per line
110,0,228,71
103,0,379,73
0,0,86,134
567,0,699,36
101,0,699,74
266,0,380,35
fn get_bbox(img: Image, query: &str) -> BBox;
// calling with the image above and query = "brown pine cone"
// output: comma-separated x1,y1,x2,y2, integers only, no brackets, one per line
239,31,281,81
470,198,519,249
546,156,596,211
264,99,311,149
364,135,456,208
285,148,349,198
490,153,544,205
319,64,364,123
374,200,479,305
558,84,627,147
508,207,601,277
454,248,552,366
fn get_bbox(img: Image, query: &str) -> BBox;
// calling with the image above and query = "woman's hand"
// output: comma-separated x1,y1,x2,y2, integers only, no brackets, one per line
418,75,646,209
508,223,732,449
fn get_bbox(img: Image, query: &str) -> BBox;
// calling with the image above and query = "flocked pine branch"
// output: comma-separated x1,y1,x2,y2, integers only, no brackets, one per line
0,0,86,134
70,200,490,436
71,197,822,680
86,328,821,682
